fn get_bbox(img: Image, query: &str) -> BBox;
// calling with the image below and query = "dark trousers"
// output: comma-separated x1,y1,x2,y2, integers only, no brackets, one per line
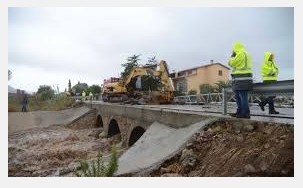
21,105,27,112
234,90,250,116
260,96,276,111
260,80,276,111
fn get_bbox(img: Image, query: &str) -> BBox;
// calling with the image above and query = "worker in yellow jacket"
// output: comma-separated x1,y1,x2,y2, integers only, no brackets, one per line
259,52,279,114
228,41,253,118
82,91,86,102
89,91,93,101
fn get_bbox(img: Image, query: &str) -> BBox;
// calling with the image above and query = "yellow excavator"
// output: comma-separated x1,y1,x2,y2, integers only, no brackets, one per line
102,60,175,104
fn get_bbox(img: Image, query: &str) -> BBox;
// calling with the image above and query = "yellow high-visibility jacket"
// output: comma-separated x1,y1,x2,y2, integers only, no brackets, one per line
228,41,252,75
261,52,279,81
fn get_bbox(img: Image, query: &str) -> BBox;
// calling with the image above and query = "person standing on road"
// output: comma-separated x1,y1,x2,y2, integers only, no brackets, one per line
89,92,93,101
82,91,86,102
258,52,279,114
228,41,253,119
21,94,28,112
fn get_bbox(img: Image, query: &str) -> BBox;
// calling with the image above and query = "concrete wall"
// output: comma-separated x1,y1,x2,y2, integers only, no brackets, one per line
65,109,97,129
8,106,92,134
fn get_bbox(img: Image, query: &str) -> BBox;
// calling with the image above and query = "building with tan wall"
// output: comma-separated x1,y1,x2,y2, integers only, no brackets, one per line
170,60,230,94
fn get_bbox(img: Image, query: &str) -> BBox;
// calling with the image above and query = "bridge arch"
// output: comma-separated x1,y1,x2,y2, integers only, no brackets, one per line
128,126,146,147
96,114,103,128
108,119,121,137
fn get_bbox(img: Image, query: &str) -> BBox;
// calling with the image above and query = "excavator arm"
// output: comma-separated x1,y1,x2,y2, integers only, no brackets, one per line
103,60,175,104
157,60,175,92
124,67,149,86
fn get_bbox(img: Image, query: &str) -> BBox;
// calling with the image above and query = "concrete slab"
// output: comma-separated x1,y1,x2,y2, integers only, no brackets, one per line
115,117,218,176
8,106,91,134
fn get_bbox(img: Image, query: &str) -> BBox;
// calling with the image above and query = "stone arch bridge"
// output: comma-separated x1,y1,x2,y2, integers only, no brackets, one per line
91,103,205,147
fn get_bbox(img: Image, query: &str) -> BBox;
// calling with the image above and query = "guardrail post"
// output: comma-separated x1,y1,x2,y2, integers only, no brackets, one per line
222,88,227,115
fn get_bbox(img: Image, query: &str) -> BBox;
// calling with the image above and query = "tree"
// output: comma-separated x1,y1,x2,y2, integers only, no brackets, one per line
140,75,163,91
68,79,72,92
72,82,89,94
214,80,231,93
121,54,141,79
147,56,158,65
37,85,55,101
199,84,215,94
8,70,12,80
142,56,158,69
88,85,101,95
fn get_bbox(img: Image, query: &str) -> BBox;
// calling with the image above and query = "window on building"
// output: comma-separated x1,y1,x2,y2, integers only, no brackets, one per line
187,69,197,76
170,73,176,78
177,71,186,77
218,70,223,76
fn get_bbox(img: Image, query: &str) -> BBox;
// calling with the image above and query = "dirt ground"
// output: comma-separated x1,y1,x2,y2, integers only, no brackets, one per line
150,119,294,177
9,118,294,177
8,125,122,177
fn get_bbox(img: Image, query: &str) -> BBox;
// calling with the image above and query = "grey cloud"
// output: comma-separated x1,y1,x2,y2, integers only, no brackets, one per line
8,7,294,92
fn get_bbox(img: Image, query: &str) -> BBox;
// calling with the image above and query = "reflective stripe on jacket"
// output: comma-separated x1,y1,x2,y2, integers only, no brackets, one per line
231,73,253,91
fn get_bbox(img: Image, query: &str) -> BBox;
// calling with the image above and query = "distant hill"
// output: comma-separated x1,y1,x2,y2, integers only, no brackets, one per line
8,85,17,93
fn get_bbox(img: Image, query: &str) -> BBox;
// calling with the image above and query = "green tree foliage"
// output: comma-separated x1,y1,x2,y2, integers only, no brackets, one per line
68,79,72,92
140,75,163,91
199,84,215,94
145,56,158,67
121,54,141,79
88,84,101,95
188,89,197,95
75,146,118,177
72,82,89,94
214,80,231,93
36,85,55,101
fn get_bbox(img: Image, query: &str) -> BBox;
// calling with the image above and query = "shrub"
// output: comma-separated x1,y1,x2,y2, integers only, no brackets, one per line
75,146,118,177
188,90,197,95
37,85,55,101
199,84,215,94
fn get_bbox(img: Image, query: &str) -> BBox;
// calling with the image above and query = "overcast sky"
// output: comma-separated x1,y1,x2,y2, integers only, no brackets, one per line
8,7,294,93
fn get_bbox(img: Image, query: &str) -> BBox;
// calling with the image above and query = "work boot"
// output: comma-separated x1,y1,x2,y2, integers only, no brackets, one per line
269,110,279,114
258,102,265,111
229,110,240,117
229,109,240,117
229,113,238,117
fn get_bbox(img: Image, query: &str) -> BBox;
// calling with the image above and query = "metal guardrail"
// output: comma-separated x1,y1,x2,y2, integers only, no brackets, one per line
173,80,294,115
173,93,223,105
222,79,294,115
173,93,262,105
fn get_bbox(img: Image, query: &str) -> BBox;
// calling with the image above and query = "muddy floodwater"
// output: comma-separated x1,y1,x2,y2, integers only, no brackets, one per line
8,125,122,177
